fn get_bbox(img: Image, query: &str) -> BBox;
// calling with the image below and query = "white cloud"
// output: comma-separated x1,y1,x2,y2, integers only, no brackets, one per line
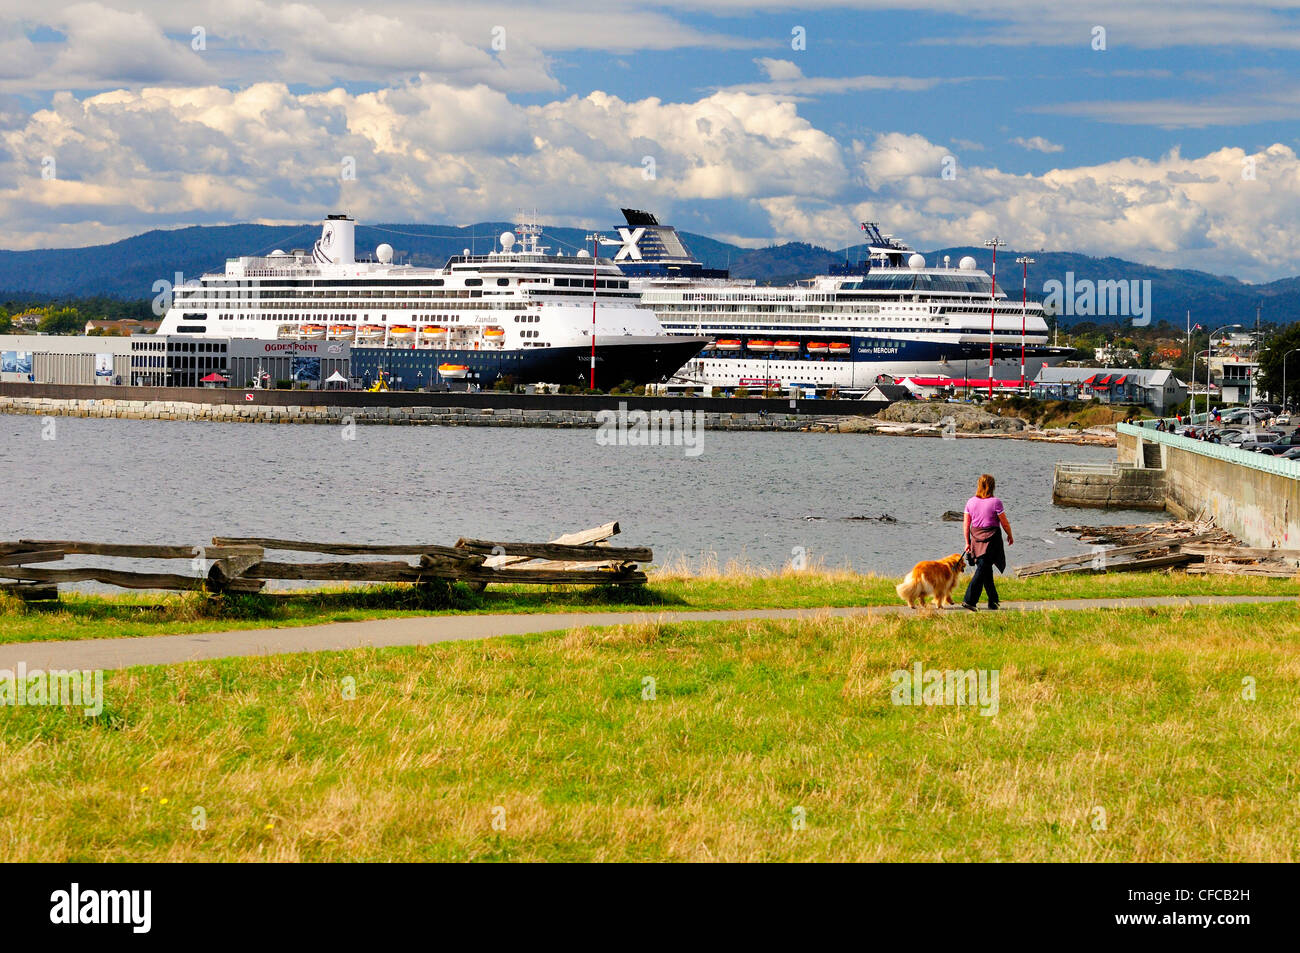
1010,135,1064,153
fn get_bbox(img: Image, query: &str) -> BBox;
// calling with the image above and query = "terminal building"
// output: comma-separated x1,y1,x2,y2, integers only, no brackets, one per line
0,334,133,385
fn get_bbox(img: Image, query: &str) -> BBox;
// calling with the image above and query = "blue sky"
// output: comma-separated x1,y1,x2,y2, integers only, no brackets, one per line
2,2,1300,279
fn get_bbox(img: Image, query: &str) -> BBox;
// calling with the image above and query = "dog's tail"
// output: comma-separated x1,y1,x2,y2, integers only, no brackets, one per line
895,574,913,601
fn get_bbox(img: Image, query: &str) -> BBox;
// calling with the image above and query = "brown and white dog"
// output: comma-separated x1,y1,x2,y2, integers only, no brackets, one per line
895,553,966,609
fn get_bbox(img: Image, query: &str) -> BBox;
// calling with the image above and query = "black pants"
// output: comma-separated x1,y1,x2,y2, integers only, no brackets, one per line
963,553,999,607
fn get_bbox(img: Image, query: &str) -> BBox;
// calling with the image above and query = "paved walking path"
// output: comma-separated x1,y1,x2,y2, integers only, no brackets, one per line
0,594,1291,672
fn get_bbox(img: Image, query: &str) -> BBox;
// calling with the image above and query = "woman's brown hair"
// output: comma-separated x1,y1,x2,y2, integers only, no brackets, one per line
976,474,996,498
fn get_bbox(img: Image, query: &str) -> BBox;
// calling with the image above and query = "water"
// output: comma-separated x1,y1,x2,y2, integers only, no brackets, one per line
1,416,1161,578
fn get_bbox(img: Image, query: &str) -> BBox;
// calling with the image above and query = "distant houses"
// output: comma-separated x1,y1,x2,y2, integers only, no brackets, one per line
84,318,161,336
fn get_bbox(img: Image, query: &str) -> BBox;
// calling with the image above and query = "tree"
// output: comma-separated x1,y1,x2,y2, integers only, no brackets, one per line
1257,323,1300,408
37,306,84,335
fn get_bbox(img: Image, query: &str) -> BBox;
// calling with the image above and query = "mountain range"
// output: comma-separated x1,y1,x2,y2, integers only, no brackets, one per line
0,221,1291,328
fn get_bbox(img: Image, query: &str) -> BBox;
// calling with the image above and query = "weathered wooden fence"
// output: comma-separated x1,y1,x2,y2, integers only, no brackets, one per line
0,521,649,601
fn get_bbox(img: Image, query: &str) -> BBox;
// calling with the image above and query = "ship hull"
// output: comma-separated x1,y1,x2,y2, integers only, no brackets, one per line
351,336,708,390
676,337,1074,389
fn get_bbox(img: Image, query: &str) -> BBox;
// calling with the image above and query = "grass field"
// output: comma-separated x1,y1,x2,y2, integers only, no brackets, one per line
1,568,1295,644
1,600,1296,861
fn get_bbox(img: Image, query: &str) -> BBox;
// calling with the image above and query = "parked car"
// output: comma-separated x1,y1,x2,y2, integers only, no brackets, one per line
1256,431,1300,454
1281,446,1300,460
1234,433,1277,452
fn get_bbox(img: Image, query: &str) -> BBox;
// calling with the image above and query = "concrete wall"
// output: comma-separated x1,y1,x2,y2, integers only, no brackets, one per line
1052,463,1166,509
1118,425,1300,547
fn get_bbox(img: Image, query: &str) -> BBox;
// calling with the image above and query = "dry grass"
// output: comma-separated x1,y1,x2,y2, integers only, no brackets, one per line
1,601,1296,862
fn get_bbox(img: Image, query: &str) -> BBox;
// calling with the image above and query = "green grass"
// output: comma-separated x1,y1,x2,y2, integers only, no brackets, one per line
1,569,1294,644
2,601,1296,861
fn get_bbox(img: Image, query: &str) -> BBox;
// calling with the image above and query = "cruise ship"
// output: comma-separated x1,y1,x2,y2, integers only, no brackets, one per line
156,214,707,387
611,210,1072,390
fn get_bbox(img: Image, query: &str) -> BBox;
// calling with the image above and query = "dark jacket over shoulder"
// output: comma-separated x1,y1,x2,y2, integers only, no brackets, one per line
969,525,1006,573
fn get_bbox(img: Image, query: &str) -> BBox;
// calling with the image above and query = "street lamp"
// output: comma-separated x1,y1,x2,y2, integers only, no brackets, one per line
1015,256,1035,390
1204,323,1242,417
984,237,1006,399
1282,347,1300,414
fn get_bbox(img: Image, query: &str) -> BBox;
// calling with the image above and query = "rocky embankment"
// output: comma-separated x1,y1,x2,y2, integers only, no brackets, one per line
810,402,1116,446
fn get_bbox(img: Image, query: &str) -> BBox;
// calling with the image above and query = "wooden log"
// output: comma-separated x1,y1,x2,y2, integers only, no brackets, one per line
0,566,208,590
0,549,64,566
453,539,652,562
1185,564,1300,578
1179,544,1300,562
476,521,621,573
465,567,646,586
211,537,469,558
241,560,426,582
207,550,266,590
16,540,262,560
0,581,59,601
1013,531,1222,578
1018,553,1195,578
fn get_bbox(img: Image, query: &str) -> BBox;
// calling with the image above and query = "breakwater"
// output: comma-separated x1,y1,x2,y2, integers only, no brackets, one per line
0,394,817,431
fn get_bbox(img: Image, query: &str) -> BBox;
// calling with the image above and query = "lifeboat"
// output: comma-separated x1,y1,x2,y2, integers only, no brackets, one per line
829,342,851,353
438,363,470,379
773,340,800,352
747,340,775,352
357,325,385,341
715,339,742,351
327,324,354,339
484,327,505,339
300,324,327,340
806,341,829,352
420,326,448,337
388,325,416,340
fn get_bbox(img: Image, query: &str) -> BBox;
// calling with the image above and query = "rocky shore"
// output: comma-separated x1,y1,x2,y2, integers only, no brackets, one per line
807,402,1117,446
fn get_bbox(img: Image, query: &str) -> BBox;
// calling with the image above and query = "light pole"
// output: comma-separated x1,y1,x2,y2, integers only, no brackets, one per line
1204,323,1242,417
1016,255,1034,390
984,237,1006,399
1282,347,1300,414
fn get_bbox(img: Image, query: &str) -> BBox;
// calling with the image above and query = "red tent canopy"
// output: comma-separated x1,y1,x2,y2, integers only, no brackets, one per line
199,372,228,382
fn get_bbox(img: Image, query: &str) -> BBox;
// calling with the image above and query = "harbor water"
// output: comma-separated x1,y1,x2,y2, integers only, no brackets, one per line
1,416,1158,578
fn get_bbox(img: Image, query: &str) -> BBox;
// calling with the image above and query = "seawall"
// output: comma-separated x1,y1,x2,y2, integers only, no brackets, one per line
1110,425,1299,547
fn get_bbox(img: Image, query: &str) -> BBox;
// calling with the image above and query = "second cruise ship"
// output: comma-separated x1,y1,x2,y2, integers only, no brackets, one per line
611,210,1073,390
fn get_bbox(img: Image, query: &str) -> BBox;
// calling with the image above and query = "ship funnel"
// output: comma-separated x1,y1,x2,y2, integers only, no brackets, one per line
312,214,356,265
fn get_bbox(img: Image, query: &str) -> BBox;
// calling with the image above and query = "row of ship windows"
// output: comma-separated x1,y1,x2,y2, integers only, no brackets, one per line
175,297,525,308
663,324,1038,337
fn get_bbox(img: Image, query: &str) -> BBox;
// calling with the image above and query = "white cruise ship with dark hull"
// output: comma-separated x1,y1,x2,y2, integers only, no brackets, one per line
156,214,706,388
610,210,1072,389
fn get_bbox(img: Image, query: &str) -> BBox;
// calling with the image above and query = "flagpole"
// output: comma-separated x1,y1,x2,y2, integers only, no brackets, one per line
984,237,1006,400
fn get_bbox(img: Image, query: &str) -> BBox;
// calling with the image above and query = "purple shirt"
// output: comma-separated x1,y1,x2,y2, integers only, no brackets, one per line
966,495,1004,528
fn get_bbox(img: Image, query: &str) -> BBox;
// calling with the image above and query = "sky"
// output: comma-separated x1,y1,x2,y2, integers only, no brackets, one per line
1,1,1300,280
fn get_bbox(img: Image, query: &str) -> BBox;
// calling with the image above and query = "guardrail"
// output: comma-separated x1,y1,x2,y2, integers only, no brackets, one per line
1118,422,1300,479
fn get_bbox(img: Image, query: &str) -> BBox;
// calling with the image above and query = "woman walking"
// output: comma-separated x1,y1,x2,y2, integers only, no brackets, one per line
961,473,1014,611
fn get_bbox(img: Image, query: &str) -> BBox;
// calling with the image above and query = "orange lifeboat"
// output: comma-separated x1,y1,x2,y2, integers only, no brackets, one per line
747,340,775,352
438,363,470,379
300,324,327,339
773,340,800,352
806,341,829,352
829,342,851,353
357,325,384,341
715,339,742,351
327,324,354,339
